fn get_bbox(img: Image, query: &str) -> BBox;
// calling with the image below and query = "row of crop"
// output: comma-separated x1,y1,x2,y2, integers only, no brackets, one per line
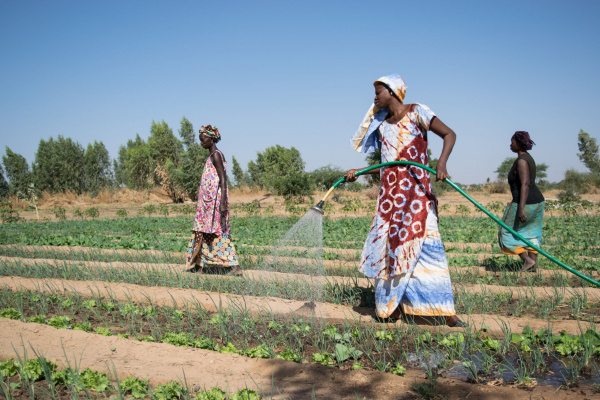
1,289,599,389
2,259,599,319
4,244,598,291
0,356,260,400
2,215,599,251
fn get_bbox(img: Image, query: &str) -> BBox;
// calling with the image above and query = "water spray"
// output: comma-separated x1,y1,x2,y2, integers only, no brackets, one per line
311,160,600,288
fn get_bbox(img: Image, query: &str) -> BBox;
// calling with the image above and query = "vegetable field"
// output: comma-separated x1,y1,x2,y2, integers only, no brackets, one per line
1,204,600,399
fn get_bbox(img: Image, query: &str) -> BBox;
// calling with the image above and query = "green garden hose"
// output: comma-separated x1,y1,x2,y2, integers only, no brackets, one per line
311,160,600,288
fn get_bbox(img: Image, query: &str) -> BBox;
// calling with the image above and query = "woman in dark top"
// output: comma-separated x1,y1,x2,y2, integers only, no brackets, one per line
498,131,545,272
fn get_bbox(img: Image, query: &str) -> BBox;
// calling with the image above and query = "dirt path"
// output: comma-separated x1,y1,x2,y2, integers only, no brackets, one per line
2,276,599,337
2,319,595,400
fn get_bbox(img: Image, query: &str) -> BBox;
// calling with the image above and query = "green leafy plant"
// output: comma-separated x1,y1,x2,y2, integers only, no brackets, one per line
0,359,18,377
116,208,128,218
277,349,301,363
120,376,149,399
79,368,110,392
0,307,21,320
47,316,71,329
161,332,192,347
196,387,226,400
95,327,112,336
22,358,57,381
153,381,185,400
231,389,261,400
390,362,406,376
85,207,99,219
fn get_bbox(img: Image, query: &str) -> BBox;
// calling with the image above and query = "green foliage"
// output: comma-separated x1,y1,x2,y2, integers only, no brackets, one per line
0,307,21,320
153,381,185,400
495,157,515,180
116,134,154,190
51,368,77,386
231,155,247,187
2,146,31,196
79,368,110,392
85,207,99,219
558,169,588,202
271,170,313,199
32,136,86,194
0,164,9,199
244,344,272,358
162,332,192,347
22,358,57,382
219,342,241,354
120,376,149,399
53,207,67,221
0,359,18,377
577,129,600,174
168,142,208,201
84,141,113,195
333,343,362,365
312,352,335,366
364,148,381,185
26,315,46,324
390,362,406,376
95,327,112,336
231,389,261,400
47,315,71,329
196,387,226,400
247,145,305,190
116,208,128,218
0,202,23,224
277,348,301,363
309,165,345,191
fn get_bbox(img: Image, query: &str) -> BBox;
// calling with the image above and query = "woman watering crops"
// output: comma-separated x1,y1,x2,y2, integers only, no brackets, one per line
185,125,243,276
498,131,545,272
345,74,464,327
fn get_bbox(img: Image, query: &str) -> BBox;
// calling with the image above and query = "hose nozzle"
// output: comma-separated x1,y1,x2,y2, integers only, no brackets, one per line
310,200,325,215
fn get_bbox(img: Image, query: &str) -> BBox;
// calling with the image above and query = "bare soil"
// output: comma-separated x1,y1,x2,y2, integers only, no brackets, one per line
3,319,598,400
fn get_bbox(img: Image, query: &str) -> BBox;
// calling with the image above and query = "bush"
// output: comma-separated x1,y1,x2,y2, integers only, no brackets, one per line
270,171,313,199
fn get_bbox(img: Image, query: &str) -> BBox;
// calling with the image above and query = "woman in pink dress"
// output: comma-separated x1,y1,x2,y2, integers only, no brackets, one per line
186,125,242,276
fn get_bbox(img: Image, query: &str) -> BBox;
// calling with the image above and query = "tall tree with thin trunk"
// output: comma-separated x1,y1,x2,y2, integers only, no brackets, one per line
577,129,600,174
2,147,32,196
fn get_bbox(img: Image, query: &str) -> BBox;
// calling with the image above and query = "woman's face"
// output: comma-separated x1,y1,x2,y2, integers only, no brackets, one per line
510,138,520,153
374,84,396,109
199,133,213,149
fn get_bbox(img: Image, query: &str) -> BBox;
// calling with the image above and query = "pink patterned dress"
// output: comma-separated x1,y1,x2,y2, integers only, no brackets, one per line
186,150,239,268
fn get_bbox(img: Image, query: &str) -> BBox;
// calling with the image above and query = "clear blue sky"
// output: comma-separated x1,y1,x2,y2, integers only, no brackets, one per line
1,0,599,184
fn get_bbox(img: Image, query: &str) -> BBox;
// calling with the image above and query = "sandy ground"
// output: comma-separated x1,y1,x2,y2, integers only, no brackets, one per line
2,318,597,400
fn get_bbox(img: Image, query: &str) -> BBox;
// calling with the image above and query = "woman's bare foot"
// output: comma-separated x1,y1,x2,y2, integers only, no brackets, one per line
446,315,466,327
519,252,536,272
227,265,243,276
185,265,203,274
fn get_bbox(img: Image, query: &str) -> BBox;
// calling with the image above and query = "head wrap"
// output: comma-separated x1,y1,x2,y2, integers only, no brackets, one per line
350,74,407,153
199,125,221,143
512,131,535,151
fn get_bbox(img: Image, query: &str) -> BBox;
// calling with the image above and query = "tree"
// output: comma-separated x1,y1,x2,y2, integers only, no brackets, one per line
148,120,182,170
247,145,305,189
178,116,195,149
32,136,86,194
84,141,112,194
125,137,153,190
231,156,246,187
168,117,209,201
0,164,9,199
495,157,515,181
310,165,345,191
364,149,381,186
3,147,32,196
494,157,548,182
577,129,600,174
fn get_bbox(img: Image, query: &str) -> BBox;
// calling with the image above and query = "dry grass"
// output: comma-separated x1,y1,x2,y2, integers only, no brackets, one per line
230,185,266,197
35,188,172,209
363,185,379,200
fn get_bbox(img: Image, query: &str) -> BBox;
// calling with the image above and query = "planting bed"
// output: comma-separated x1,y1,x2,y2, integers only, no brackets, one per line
1,212,599,399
